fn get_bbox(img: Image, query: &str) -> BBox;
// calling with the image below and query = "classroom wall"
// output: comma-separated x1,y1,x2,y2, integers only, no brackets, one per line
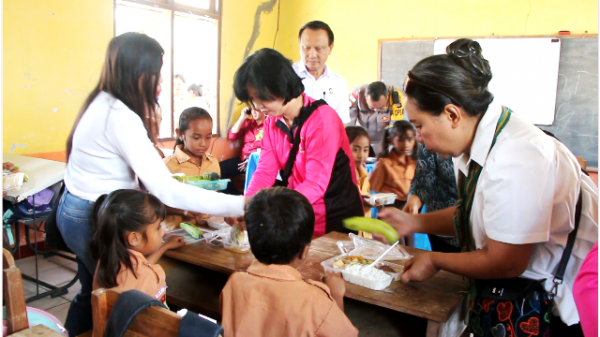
2,0,114,156
275,0,598,90
219,0,280,136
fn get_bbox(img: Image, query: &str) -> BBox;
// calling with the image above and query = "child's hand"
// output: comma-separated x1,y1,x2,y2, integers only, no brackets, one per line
323,271,346,298
164,235,185,249
239,107,251,121
3,162,18,172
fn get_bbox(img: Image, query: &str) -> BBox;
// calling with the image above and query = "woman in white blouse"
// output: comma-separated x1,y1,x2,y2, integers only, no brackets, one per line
56,33,245,336
378,38,597,336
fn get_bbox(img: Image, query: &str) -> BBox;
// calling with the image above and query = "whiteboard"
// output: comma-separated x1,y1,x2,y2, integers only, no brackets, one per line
433,38,561,125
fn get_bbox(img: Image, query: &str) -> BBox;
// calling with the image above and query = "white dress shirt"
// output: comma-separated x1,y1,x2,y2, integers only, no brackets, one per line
454,102,598,325
65,91,244,217
292,60,350,123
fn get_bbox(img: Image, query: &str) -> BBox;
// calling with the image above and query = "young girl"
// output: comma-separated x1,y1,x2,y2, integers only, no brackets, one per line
162,107,220,229
345,126,371,196
369,120,418,209
90,189,185,303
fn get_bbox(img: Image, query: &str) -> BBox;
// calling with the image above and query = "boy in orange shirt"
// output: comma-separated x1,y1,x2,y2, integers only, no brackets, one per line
220,187,358,337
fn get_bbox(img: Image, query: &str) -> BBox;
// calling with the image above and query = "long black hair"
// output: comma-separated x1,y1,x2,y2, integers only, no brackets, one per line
175,107,213,150
379,120,418,160
233,48,304,106
89,189,166,289
404,38,494,117
345,126,370,144
66,33,164,160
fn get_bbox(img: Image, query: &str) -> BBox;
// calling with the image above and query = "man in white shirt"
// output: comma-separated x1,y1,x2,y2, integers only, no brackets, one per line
292,21,350,123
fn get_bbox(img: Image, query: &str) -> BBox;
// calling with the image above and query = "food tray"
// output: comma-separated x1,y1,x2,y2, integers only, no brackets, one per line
186,179,230,191
321,255,400,290
365,193,397,206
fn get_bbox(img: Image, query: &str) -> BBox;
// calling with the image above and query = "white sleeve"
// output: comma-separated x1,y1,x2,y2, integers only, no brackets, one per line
480,138,555,244
336,78,351,124
107,110,245,217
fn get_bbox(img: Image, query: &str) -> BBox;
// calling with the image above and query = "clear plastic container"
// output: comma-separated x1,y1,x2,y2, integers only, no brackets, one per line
365,193,397,206
206,216,228,229
203,226,251,253
321,255,400,290
186,179,230,191
337,233,412,260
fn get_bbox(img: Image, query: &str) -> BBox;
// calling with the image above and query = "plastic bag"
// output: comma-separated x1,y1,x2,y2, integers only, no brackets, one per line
203,226,250,253
3,173,24,193
336,233,411,260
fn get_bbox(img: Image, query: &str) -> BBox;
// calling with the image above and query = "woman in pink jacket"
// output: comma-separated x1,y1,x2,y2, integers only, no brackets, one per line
234,48,363,236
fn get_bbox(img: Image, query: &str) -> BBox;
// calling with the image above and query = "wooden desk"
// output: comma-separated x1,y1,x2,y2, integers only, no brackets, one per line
163,231,468,337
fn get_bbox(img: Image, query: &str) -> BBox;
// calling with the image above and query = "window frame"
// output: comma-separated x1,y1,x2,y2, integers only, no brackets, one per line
114,0,222,140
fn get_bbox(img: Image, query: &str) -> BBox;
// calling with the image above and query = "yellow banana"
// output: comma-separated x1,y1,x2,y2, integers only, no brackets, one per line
343,217,399,244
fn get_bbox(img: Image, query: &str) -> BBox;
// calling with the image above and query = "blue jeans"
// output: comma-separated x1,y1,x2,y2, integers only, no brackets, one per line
56,190,96,336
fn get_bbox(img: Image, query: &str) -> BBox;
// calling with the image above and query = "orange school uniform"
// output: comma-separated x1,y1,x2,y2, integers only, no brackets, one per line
220,260,358,337
162,145,221,229
369,150,415,201
92,250,167,303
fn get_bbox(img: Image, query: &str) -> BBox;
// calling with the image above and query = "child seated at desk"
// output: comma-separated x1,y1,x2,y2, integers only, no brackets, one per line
162,107,220,229
369,121,418,209
90,189,184,303
220,187,358,337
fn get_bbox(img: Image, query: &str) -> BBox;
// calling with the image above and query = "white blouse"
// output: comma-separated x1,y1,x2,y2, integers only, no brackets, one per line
65,91,244,217
454,103,598,325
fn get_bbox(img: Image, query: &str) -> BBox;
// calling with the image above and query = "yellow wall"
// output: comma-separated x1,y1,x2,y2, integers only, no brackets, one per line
3,0,598,153
3,0,114,154
275,0,598,90
219,0,280,136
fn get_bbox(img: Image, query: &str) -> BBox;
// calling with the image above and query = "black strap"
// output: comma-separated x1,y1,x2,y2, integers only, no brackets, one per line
278,99,326,187
554,189,583,282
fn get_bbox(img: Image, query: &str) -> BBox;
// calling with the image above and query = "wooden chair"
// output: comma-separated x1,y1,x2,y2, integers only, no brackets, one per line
91,288,183,337
577,156,588,171
3,248,29,335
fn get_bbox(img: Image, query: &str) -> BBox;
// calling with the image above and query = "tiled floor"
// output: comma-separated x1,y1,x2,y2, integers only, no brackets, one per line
15,252,80,325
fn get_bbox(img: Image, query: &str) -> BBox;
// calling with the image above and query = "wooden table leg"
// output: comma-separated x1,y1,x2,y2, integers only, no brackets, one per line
426,320,440,337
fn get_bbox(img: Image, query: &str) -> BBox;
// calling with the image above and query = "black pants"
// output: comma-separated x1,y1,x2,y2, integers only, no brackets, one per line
64,257,94,336
219,157,244,195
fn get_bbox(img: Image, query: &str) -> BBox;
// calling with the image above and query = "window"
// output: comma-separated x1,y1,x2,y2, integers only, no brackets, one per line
115,0,220,139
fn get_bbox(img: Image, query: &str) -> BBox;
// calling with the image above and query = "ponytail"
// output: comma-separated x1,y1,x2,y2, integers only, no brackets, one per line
89,189,166,288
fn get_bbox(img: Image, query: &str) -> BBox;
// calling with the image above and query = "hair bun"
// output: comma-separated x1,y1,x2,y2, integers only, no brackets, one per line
446,38,492,87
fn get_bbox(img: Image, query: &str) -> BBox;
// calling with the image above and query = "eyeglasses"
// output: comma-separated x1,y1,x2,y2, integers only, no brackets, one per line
403,71,462,106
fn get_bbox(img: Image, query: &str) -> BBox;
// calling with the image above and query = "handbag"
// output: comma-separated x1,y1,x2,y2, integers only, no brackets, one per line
273,99,326,188
469,190,583,337
44,182,71,252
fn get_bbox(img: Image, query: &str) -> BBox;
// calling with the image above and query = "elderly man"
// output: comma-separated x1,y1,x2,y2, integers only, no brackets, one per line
348,81,405,155
292,21,350,123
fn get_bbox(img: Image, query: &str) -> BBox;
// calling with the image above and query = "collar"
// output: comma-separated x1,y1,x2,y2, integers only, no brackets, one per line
173,145,214,165
246,260,303,282
357,165,369,179
128,249,151,270
297,60,330,80
455,102,503,177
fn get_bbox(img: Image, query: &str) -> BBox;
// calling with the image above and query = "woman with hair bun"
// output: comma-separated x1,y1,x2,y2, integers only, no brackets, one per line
377,38,597,336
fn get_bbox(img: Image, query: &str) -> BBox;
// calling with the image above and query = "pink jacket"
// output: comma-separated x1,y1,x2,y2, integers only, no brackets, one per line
573,242,598,337
228,119,264,161
245,94,361,236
